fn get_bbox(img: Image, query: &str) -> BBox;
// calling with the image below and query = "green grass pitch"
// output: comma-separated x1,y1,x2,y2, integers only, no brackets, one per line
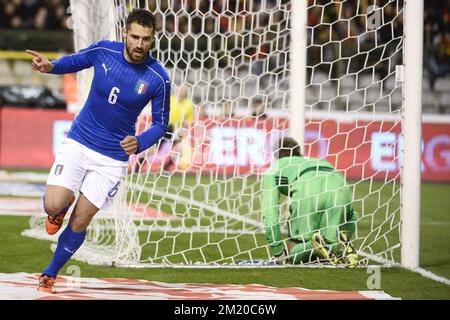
0,176,449,299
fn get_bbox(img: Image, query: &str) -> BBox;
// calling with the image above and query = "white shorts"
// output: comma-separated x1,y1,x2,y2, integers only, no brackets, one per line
47,138,128,210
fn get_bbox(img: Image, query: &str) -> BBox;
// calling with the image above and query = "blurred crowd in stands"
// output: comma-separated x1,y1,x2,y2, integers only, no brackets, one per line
0,0,448,95
1,1,448,67
0,0,71,30
424,0,450,90
152,0,449,94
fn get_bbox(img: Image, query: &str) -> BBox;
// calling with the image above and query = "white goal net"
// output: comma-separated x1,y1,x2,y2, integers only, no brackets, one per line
23,0,409,268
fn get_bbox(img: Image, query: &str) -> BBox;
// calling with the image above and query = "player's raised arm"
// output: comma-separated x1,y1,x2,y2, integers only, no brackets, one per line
28,41,99,75
26,50,54,73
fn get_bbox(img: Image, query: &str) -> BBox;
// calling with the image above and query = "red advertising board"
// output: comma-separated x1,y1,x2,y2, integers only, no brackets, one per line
0,107,74,169
138,117,450,181
1,107,449,181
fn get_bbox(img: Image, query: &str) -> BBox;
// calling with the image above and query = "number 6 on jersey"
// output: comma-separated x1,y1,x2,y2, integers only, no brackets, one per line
108,87,120,104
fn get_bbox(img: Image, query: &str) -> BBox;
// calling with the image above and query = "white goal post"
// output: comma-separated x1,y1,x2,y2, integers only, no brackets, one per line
22,0,423,269
290,0,423,269
400,0,423,269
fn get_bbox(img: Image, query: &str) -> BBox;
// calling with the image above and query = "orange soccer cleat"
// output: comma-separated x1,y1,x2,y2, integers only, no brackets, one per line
45,195,75,235
38,274,56,294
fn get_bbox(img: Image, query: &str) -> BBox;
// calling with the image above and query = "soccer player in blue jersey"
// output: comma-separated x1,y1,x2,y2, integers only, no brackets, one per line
27,9,171,293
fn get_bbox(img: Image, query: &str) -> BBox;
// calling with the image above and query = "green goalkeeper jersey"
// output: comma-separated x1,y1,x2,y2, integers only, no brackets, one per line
262,156,336,256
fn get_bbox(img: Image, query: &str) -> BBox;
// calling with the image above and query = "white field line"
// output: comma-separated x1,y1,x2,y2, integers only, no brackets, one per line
2,172,448,285
357,251,450,286
137,184,264,229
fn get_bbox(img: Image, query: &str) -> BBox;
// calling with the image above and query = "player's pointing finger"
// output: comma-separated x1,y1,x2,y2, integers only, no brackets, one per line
25,50,42,58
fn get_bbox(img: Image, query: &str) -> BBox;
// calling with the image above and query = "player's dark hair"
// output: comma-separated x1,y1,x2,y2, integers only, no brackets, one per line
277,137,302,158
126,9,155,31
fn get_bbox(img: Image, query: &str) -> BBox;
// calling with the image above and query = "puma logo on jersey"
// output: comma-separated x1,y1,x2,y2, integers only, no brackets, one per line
102,63,112,75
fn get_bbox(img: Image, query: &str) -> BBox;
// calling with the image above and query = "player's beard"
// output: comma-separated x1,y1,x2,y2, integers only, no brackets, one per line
125,41,148,64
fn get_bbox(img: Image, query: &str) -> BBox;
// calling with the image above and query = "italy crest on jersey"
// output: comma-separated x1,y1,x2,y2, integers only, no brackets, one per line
135,79,148,95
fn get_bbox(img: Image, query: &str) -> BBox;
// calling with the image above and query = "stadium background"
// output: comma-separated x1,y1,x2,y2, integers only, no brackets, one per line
0,0,449,300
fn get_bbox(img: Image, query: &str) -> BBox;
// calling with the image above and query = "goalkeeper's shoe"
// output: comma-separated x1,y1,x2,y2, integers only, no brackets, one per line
337,231,358,268
311,232,336,265
45,195,75,235
38,274,56,294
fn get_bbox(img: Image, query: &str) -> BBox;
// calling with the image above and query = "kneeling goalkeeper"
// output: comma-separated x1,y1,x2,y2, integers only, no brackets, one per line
262,137,359,267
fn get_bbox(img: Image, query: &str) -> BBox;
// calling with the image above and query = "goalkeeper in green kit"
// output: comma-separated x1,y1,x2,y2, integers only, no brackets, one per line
262,137,359,267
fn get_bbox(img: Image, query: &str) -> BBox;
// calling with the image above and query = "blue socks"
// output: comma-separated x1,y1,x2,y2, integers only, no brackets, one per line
43,225,86,278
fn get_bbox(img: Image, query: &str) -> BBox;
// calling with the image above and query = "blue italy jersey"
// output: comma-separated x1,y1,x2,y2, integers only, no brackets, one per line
50,40,171,161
